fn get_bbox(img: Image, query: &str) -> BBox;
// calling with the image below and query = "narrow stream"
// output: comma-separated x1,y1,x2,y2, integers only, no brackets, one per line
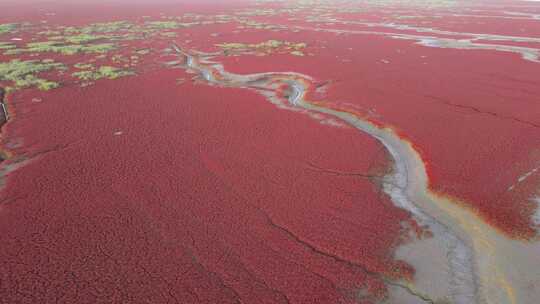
170,44,540,304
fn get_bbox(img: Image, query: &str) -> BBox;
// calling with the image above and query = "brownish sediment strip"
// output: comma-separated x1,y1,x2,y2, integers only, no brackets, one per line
0,86,15,190
0,87,9,162
0,87,7,124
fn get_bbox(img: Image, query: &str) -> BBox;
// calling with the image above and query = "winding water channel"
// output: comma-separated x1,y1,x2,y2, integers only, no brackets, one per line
170,44,540,304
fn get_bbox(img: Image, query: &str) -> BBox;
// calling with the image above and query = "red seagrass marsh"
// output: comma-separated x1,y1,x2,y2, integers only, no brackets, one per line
1,1,539,303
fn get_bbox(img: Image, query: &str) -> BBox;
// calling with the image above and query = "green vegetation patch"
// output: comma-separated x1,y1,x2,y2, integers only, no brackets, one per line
44,20,195,43
0,59,65,90
216,40,307,56
73,62,95,69
5,40,116,55
72,66,133,81
78,21,133,34
38,30,62,36
217,42,248,50
0,23,17,35
144,21,196,29
0,42,15,50
237,19,286,31
15,75,60,91
64,33,109,44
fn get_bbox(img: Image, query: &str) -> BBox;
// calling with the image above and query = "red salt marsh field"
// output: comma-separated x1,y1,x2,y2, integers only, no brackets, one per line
1,0,540,303
0,68,415,303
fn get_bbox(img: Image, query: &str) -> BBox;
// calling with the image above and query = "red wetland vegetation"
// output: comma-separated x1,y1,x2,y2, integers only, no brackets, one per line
0,0,539,303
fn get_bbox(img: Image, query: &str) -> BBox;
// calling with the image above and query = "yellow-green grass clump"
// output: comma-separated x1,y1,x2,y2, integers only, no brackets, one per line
0,23,17,35
144,21,196,29
4,40,116,55
38,30,62,36
64,33,109,44
0,42,15,50
216,40,307,55
77,21,133,34
53,21,184,42
0,59,65,91
237,19,286,31
47,33,113,44
15,75,60,91
217,42,249,50
73,62,95,69
72,66,134,81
